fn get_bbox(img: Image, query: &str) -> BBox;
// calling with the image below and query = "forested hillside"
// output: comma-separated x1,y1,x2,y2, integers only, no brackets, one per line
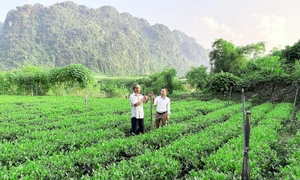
0,22,3,34
0,1,209,75
173,30,210,67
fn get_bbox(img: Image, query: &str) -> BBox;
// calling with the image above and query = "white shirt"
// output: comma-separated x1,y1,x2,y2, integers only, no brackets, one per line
154,96,171,115
130,93,144,119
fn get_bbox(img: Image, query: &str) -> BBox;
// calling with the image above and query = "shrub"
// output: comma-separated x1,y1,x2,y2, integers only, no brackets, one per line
208,72,242,94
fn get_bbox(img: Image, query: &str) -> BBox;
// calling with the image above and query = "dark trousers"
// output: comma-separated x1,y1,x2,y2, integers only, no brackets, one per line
156,112,167,128
131,117,144,135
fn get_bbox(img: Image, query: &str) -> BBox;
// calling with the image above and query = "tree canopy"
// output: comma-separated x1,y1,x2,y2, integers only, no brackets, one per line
209,38,265,75
186,66,208,90
282,40,300,65
0,64,95,96
140,68,183,95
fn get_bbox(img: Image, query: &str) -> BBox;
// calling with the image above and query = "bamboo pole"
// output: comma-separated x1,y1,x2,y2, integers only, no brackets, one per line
228,86,233,106
150,95,154,130
292,86,299,120
241,91,251,180
84,88,88,107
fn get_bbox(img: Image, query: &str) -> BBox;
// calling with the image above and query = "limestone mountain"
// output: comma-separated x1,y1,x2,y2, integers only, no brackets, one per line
0,22,3,34
0,1,209,75
172,30,209,67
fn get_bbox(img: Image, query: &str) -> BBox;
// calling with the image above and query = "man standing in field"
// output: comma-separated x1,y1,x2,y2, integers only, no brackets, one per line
153,88,171,128
130,84,151,135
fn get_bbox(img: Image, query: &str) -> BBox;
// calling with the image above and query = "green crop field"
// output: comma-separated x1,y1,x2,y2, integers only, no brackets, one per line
0,96,299,179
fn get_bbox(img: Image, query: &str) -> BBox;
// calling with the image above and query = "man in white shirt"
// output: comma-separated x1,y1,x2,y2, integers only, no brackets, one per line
153,88,171,128
129,84,151,135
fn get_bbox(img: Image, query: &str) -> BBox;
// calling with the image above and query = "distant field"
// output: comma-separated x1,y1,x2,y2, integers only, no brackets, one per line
94,74,186,82
0,96,298,179
94,75,145,81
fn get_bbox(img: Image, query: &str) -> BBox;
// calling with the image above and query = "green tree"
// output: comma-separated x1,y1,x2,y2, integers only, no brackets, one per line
291,60,300,82
0,71,10,94
141,68,183,94
4,72,17,94
244,56,284,76
15,65,50,96
209,39,237,73
237,41,265,59
209,38,265,75
282,40,300,68
186,66,208,90
269,47,283,57
208,72,242,94
49,64,95,89
100,81,128,98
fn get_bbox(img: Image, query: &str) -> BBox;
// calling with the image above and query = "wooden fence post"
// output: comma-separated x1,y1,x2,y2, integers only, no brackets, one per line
150,95,154,130
245,111,251,150
228,86,233,106
84,88,88,107
242,110,251,180
292,86,299,120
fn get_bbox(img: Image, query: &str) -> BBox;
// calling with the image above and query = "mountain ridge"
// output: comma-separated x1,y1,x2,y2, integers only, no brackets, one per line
0,1,209,75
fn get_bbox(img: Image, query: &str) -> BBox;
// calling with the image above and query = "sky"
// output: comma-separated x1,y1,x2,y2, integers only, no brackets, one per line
0,0,299,52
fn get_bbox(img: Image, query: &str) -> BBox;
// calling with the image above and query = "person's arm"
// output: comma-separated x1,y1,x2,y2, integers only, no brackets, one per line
130,95,144,106
153,96,158,106
166,99,171,120
143,92,152,103
135,98,145,106
144,95,149,103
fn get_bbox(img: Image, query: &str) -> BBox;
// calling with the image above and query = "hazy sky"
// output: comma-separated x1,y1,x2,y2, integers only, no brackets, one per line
1,0,299,52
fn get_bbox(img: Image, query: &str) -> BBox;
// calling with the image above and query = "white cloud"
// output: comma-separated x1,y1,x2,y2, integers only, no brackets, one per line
185,14,290,52
253,14,288,50
194,16,242,38
183,15,244,49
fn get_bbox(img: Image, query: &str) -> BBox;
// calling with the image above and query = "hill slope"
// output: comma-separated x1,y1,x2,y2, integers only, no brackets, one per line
0,22,2,34
173,30,209,67
0,1,209,75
